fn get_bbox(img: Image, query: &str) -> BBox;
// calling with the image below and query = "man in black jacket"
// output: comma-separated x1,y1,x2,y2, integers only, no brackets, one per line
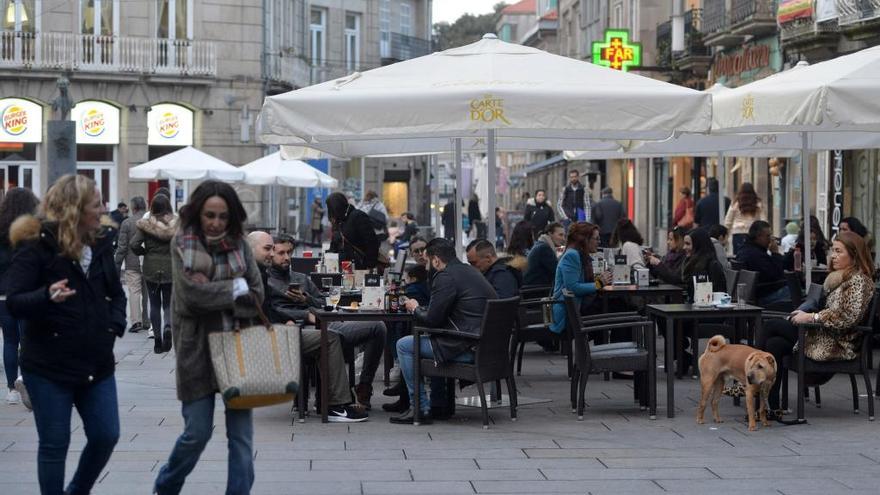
557,169,592,225
466,239,522,298
592,187,624,247
524,189,554,236
326,192,380,270
736,221,790,305
694,178,731,228
393,238,497,424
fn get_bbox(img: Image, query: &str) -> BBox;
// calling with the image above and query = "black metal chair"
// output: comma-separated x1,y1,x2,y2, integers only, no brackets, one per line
785,271,805,308
512,286,553,376
413,297,521,428
724,268,740,295
782,292,880,422
563,291,656,420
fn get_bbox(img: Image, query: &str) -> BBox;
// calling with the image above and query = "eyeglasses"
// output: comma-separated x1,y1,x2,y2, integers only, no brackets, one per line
412,247,426,254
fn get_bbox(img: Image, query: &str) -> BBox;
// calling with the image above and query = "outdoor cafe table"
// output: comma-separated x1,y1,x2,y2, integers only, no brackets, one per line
309,308,413,423
644,303,764,418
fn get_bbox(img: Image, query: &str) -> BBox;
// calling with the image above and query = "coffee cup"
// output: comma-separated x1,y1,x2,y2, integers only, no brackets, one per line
712,292,731,305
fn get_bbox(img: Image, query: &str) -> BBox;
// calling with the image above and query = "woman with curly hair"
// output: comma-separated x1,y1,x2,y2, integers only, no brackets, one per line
724,182,766,255
0,187,39,404
6,175,126,494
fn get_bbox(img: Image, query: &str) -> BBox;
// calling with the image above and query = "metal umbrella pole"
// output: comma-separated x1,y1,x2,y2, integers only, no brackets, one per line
454,138,464,260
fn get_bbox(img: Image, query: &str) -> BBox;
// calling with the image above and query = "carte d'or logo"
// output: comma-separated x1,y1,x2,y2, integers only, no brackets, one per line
158,111,180,139
469,94,511,125
82,108,106,137
2,104,28,136
741,94,755,120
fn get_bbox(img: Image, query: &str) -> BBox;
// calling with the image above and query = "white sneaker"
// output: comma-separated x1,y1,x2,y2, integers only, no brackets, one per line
388,366,401,384
148,329,155,339
13,377,31,410
6,389,20,405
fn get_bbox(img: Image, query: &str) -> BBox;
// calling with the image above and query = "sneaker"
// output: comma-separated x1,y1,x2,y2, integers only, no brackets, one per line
127,322,143,334
14,377,31,411
6,389,20,405
327,404,369,423
147,329,155,339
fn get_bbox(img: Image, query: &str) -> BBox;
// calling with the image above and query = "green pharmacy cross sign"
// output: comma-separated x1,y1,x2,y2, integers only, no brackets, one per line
592,30,642,72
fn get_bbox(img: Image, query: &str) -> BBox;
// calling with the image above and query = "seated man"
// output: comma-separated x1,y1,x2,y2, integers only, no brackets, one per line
466,239,522,298
247,232,366,423
393,238,497,424
269,234,386,409
736,221,790,306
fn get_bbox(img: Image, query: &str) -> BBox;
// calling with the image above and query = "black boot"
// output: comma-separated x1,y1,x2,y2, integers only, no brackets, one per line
382,394,410,413
162,327,173,352
383,381,406,397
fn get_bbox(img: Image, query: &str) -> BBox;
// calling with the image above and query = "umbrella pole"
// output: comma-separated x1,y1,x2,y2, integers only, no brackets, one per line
717,151,725,234
454,138,464,260
487,129,497,247
801,132,812,288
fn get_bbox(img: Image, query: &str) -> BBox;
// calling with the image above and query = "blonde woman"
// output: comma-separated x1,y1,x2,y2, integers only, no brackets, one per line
7,175,126,494
724,182,767,255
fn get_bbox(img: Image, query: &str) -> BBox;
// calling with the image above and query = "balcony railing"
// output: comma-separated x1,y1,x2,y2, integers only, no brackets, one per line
730,0,777,35
382,32,431,62
0,32,216,77
702,0,728,35
264,51,311,89
837,0,880,26
657,10,710,74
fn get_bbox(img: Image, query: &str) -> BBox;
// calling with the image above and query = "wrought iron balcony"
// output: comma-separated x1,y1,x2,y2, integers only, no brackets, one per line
836,0,880,27
0,32,216,77
381,32,431,63
657,10,711,76
730,0,778,37
701,0,746,47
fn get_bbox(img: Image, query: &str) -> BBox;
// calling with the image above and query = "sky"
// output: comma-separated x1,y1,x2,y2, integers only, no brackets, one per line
433,0,501,24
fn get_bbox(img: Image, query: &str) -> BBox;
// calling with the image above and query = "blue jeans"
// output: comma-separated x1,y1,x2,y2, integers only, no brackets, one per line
397,335,473,414
23,371,119,495
155,395,254,495
0,300,22,389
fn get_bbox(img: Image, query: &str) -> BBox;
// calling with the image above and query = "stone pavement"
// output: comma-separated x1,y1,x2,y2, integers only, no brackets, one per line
2,331,880,495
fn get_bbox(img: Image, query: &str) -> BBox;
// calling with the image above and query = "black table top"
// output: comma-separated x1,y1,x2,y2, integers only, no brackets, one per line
309,308,414,322
601,284,684,294
645,303,764,316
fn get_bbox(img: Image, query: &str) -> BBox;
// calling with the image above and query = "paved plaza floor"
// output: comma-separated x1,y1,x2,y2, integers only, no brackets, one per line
2,331,880,495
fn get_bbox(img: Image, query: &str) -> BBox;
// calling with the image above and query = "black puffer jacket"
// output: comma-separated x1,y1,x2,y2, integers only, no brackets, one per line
6,216,126,386
329,206,380,269
414,259,497,362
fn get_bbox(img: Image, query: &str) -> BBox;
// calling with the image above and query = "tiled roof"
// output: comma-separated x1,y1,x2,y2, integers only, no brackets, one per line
501,0,536,15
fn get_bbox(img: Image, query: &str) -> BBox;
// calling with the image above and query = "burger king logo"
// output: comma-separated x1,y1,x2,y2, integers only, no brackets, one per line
82,108,105,137
2,105,28,136
158,112,180,139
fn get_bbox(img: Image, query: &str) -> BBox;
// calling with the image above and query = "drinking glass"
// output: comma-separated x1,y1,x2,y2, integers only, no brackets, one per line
329,287,342,309
736,283,747,308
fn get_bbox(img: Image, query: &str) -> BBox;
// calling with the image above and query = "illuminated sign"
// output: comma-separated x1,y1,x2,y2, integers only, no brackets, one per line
0,98,42,143
71,101,120,145
592,30,641,72
147,103,194,146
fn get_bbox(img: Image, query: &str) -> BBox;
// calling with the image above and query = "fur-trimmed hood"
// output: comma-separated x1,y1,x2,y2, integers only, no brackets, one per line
507,254,528,272
9,214,41,248
136,214,178,241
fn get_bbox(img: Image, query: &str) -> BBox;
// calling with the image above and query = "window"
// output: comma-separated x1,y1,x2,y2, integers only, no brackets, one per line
379,0,390,58
399,1,411,36
629,0,638,33
81,0,115,36
344,13,360,72
3,0,34,32
157,0,190,39
612,3,623,27
310,8,326,66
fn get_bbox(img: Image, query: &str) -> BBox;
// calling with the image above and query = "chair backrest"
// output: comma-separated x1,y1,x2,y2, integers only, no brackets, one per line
730,260,744,271
859,291,880,328
520,285,552,300
476,297,521,367
736,270,759,304
518,285,552,327
393,250,407,274
724,268,740,295
784,271,804,307
291,257,318,275
805,282,823,306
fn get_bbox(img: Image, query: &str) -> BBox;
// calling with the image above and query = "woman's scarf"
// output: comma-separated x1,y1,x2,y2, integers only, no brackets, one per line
823,268,849,294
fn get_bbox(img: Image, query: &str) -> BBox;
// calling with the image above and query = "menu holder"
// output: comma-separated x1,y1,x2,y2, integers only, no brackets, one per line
360,287,385,310
323,252,339,273
364,274,382,287
612,254,631,285
354,269,369,288
693,274,713,306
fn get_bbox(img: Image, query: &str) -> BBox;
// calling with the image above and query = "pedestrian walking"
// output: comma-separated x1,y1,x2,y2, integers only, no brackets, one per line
109,201,128,226
468,194,485,239
114,196,151,335
694,178,730,228
557,169,592,226
154,180,264,495
524,189,554,237
6,174,126,495
0,187,39,405
327,192,381,270
673,186,695,230
310,196,325,245
724,182,766,255
131,194,178,354
592,187,624,247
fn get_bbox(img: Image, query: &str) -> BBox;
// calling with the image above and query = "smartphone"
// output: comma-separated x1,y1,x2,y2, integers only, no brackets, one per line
288,283,302,292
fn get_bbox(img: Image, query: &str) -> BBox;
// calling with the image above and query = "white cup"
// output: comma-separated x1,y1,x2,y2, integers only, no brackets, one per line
712,292,731,305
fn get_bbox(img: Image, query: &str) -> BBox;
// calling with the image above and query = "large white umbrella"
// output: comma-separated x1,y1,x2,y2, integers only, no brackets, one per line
240,151,337,187
128,146,244,182
260,33,712,251
712,45,880,286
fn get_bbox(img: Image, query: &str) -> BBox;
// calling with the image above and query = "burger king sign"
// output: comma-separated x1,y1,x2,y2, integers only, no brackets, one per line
0,98,42,143
71,101,120,145
148,103,193,146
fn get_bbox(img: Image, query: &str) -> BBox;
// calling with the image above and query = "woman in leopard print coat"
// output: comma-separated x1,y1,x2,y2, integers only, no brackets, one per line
758,231,876,411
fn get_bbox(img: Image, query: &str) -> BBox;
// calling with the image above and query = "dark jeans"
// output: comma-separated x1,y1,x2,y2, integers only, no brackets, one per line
311,229,322,245
732,234,748,256
23,371,119,495
0,300,22,389
757,318,798,410
147,281,172,343
329,321,386,385
155,395,254,495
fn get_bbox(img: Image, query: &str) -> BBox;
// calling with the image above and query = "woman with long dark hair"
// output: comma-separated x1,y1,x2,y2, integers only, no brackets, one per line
507,220,535,257
131,193,178,354
326,191,380,270
611,218,645,268
724,182,766,254
154,180,264,495
7,175,126,494
784,215,829,270
681,228,727,299
0,188,39,404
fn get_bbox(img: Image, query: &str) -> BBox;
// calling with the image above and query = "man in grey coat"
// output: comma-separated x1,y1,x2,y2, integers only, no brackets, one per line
592,187,625,247
114,196,150,334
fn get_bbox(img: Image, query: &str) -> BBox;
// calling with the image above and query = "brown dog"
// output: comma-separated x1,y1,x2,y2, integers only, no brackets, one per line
696,335,777,431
